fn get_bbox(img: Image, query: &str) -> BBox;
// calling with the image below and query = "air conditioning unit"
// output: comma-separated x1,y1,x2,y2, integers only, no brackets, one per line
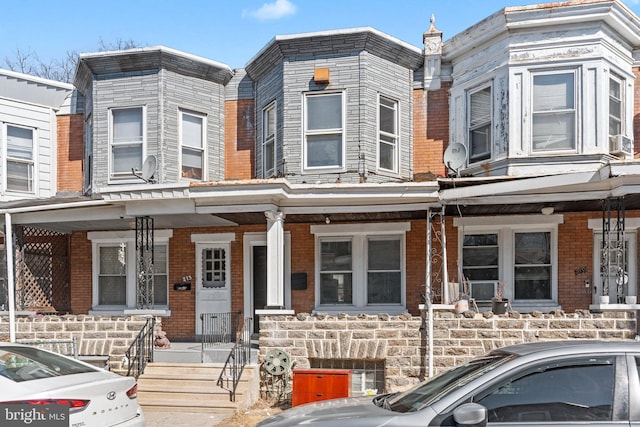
609,135,633,157
469,281,498,302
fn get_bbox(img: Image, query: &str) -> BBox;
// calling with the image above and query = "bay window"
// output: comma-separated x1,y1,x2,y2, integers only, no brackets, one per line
180,110,205,180
468,86,492,163
532,71,576,151
110,107,144,180
304,92,344,170
378,96,398,173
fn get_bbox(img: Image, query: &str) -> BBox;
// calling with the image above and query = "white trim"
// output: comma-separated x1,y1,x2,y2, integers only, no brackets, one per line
311,222,411,235
302,90,346,173
454,214,564,228
3,123,38,195
262,101,277,178
107,106,147,184
179,109,207,181
88,229,173,241
377,94,400,174
191,232,236,243
588,217,640,231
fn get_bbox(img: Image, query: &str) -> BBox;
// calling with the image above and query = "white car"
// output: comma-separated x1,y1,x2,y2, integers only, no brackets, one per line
0,343,145,426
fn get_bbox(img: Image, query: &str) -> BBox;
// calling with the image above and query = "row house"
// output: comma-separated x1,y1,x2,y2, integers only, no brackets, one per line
2,0,640,391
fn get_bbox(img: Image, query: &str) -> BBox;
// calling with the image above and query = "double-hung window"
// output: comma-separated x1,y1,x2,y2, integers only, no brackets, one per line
468,86,492,163
304,92,344,170
110,107,144,180
89,230,172,311
532,71,576,151
456,217,559,309
378,96,399,173
313,223,408,311
609,75,622,137
6,125,35,193
180,110,206,180
263,103,276,177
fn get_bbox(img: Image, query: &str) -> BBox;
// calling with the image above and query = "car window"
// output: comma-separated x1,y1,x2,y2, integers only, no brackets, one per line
0,346,96,382
386,352,515,413
475,356,615,422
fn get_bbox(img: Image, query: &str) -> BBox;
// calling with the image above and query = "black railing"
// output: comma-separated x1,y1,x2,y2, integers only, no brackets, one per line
201,311,242,348
216,316,253,402
125,316,156,378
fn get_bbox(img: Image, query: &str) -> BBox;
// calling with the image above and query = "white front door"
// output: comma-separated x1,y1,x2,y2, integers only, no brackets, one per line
195,242,231,336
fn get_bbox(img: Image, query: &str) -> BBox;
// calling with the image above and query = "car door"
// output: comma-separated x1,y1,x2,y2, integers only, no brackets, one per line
471,355,626,427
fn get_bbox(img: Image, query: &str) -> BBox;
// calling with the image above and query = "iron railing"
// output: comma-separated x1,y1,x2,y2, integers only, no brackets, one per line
216,316,252,402
201,311,242,348
125,316,156,378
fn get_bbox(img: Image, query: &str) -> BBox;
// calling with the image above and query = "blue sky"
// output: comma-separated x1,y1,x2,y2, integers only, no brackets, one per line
2,0,640,70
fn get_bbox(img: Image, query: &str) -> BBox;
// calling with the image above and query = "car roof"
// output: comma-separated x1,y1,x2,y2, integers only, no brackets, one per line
494,340,640,357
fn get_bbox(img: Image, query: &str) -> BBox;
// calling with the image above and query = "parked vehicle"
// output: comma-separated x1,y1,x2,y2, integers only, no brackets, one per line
0,343,145,427
257,340,639,426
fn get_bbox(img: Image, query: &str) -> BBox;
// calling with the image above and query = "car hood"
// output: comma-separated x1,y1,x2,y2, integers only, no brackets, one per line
257,396,431,427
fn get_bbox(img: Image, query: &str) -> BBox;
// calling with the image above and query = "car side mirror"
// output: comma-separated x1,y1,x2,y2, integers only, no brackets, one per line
453,402,488,427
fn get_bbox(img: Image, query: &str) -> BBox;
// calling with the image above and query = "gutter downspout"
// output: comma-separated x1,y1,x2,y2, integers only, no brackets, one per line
5,213,15,342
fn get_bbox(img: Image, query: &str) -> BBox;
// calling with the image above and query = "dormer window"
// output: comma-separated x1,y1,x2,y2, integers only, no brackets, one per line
532,71,576,152
109,107,144,181
303,92,344,171
180,110,206,180
468,86,492,163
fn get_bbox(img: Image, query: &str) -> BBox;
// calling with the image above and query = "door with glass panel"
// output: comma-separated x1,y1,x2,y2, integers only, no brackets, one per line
195,243,231,336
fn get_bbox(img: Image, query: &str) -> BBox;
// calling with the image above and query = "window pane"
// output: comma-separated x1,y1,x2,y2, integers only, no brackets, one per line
514,266,551,299
379,99,396,134
463,234,499,281
153,245,167,272
6,161,32,192
307,94,342,130
478,358,614,422
470,88,491,127
320,273,352,304
532,112,575,150
182,113,203,149
182,147,203,179
464,234,498,246
321,241,352,271
153,275,168,305
306,134,342,167
264,140,274,174
368,272,401,303
379,139,395,171
113,144,143,173
7,126,33,160
514,232,551,300
202,248,226,288
533,74,574,111
368,239,400,270
98,276,126,305
100,246,124,274
470,124,491,161
112,108,143,143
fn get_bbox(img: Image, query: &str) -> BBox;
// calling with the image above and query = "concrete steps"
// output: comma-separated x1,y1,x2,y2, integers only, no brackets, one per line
137,362,259,415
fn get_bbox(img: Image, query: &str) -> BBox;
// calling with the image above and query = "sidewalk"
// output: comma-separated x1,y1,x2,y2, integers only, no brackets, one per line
143,410,231,427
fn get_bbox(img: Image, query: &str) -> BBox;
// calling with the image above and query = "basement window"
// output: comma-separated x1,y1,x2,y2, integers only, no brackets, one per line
310,358,385,395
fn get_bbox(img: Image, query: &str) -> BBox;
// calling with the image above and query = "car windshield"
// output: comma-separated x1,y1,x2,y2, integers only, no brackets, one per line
385,351,515,413
0,346,96,382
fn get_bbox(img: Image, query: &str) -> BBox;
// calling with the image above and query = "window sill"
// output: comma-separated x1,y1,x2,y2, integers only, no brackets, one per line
589,303,640,312
89,308,171,317
313,306,407,316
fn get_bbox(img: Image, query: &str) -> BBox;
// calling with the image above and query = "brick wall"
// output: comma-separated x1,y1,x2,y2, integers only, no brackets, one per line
225,99,255,180
0,314,159,372
413,83,450,179
259,310,637,392
56,114,84,192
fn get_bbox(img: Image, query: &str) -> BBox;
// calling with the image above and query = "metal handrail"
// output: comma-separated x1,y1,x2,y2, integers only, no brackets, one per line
125,316,156,378
216,316,252,402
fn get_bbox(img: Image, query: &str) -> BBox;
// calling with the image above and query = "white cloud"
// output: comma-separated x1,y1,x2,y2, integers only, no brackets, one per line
244,0,297,21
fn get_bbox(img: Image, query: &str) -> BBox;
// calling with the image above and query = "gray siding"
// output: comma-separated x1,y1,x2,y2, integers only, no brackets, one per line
162,69,225,182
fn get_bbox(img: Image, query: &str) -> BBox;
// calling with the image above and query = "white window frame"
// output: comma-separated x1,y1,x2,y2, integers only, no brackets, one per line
88,230,172,314
377,95,399,173
454,215,562,312
302,91,345,172
262,102,276,178
310,223,409,313
108,106,146,182
4,123,36,194
467,84,492,163
608,73,623,139
531,69,577,153
180,109,206,181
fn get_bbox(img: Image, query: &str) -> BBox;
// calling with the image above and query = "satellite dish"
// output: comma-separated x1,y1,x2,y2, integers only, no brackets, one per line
443,143,467,175
132,155,157,183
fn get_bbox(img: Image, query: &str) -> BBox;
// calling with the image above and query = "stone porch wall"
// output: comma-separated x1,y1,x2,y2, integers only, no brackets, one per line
259,310,638,392
0,314,160,372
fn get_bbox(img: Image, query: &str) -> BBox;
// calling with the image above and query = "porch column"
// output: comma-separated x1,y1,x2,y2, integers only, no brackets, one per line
264,210,285,309
5,213,15,342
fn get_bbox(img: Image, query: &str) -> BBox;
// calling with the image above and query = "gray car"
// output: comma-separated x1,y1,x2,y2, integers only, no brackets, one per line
257,340,640,426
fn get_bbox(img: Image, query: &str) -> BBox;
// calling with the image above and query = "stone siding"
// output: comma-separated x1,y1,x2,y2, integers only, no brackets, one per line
259,310,638,391
0,314,159,372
